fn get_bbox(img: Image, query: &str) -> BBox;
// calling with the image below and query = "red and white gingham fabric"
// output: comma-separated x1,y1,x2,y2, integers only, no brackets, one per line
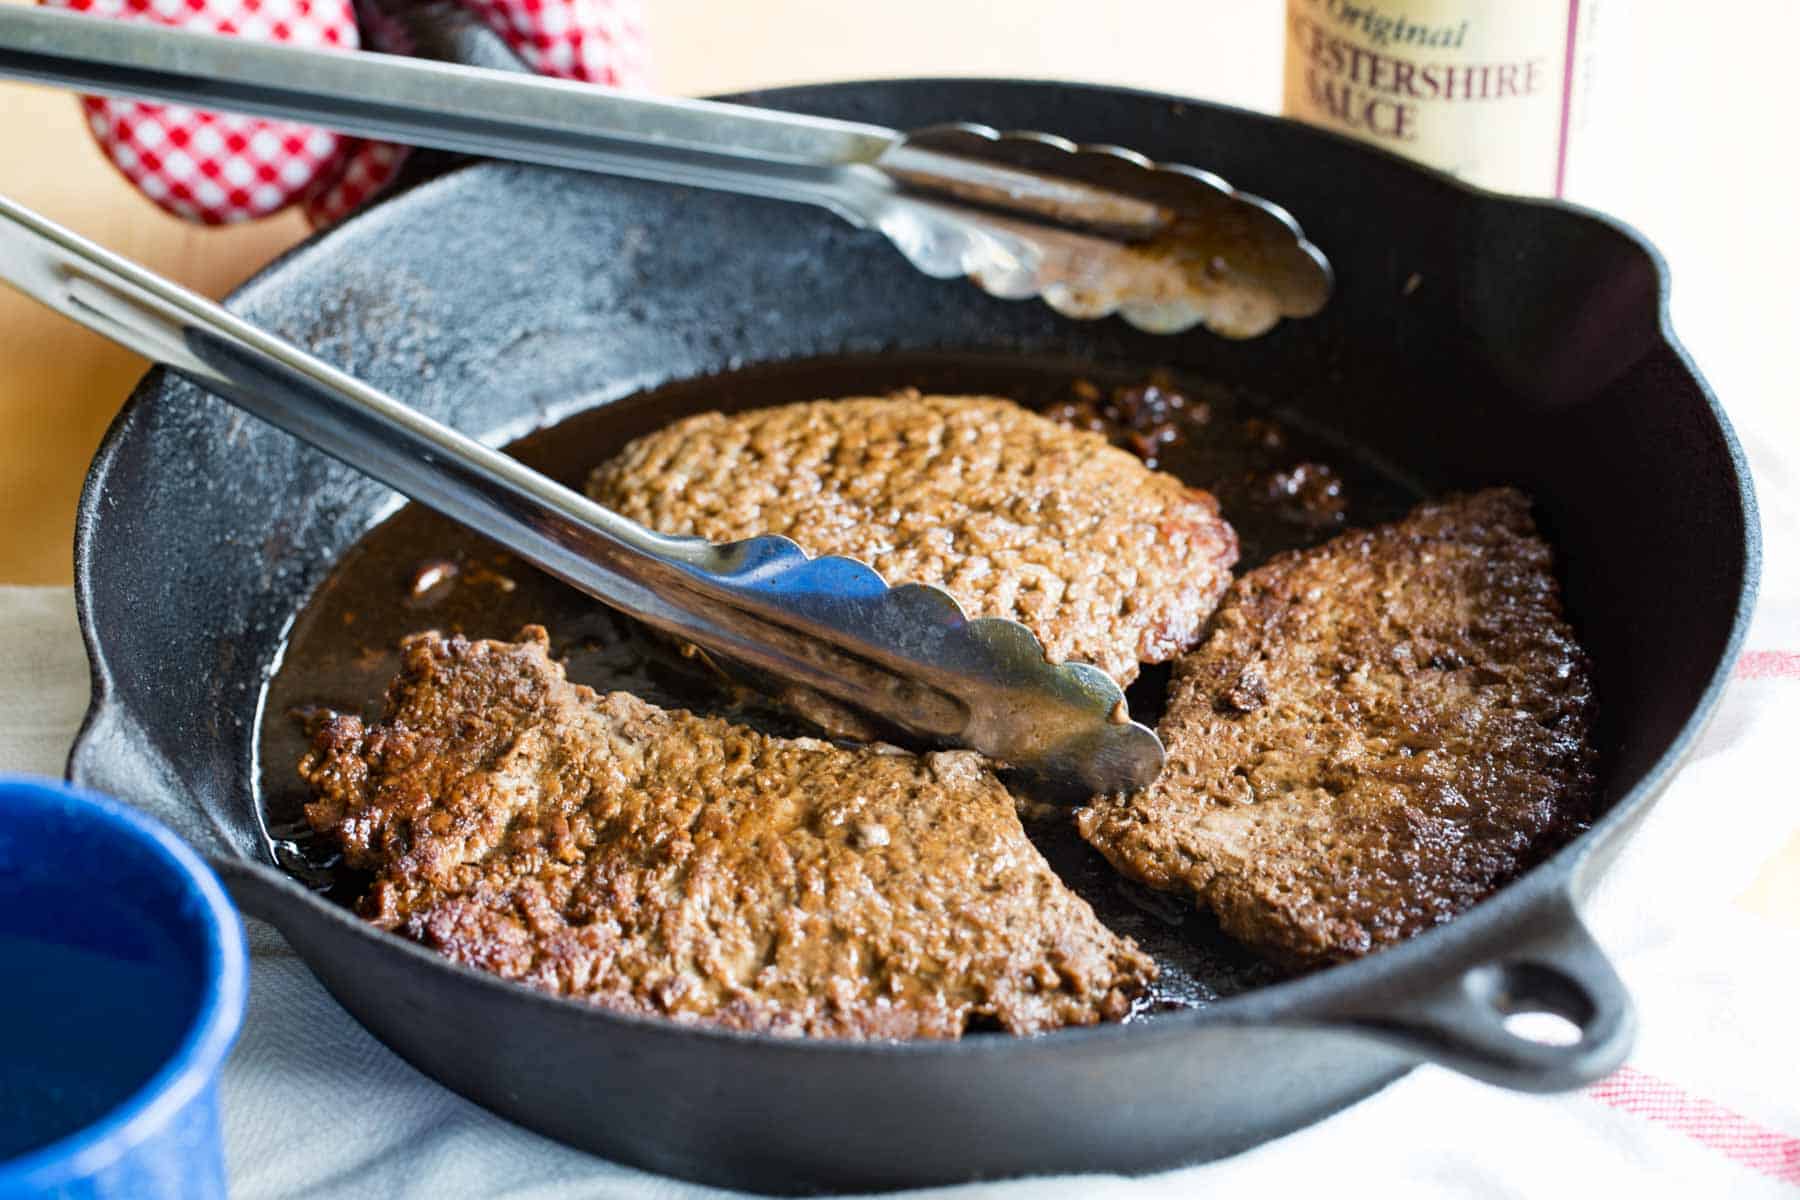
44,0,648,226
459,0,649,85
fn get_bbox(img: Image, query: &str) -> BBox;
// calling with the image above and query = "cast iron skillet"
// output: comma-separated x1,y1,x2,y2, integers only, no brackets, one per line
68,81,1759,1193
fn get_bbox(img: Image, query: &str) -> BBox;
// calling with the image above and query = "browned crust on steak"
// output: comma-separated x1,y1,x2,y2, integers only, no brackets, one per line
1077,489,1596,967
585,392,1238,684
300,628,1155,1038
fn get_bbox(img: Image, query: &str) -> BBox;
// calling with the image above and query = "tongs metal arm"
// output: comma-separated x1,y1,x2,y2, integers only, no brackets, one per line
0,192,834,670
0,193,1167,793
0,6,1332,339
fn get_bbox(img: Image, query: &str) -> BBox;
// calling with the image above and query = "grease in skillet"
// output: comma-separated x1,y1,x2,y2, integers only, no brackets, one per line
257,353,1420,1016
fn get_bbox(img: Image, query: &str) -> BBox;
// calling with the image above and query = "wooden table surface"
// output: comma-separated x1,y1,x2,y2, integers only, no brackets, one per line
1,0,1795,923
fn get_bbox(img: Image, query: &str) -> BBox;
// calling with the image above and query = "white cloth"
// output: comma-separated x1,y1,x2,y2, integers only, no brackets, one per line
3,516,1799,1198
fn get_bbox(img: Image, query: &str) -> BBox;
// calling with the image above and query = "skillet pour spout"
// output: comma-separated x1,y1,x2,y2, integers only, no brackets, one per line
67,79,1757,1194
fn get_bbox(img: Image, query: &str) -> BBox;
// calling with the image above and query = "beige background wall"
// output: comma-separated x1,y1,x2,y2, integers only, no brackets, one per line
646,0,1282,102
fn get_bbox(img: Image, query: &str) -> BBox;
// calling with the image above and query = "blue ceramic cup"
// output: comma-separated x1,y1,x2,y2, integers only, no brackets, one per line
0,775,247,1199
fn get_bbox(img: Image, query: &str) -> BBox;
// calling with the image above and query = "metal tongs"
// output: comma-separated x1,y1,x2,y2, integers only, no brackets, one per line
0,193,1169,793
0,6,1330,338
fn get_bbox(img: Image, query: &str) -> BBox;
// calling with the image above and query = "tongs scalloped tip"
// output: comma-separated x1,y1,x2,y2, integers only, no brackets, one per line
703,533,1167,795
875,122,1334,339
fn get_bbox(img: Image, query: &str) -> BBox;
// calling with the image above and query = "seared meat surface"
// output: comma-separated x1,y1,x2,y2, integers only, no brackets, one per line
1077,489,1595,967
300,628,1155,1038
586,391,1238,684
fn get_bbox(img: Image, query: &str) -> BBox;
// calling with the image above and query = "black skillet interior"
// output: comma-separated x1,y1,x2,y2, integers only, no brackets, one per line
68,81,1757,1191
252,349,1427,1013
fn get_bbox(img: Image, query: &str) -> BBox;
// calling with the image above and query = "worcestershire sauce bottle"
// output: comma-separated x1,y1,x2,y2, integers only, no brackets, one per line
1283,0,1603,197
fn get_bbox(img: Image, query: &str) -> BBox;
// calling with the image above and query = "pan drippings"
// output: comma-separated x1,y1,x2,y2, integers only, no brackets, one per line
255,352,1419,1015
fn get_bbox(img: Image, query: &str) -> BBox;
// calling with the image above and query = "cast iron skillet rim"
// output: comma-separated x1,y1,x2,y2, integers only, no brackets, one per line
68,82,1762,1059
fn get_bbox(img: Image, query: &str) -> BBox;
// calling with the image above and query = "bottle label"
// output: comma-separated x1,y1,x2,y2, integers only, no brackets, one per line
1283,0,1589,196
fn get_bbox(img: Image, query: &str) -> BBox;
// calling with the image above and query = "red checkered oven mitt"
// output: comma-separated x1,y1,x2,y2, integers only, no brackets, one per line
45,0,649,226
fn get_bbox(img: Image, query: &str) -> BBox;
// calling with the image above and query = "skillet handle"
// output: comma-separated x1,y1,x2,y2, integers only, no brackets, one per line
1305,890,1635,1093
